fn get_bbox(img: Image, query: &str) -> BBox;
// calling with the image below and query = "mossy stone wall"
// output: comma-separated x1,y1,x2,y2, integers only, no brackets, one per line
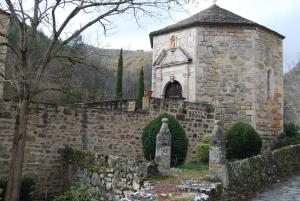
225,145,300,199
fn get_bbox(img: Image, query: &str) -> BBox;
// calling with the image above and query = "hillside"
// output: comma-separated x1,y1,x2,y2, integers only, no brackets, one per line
284,62,300,124
3,24,153,104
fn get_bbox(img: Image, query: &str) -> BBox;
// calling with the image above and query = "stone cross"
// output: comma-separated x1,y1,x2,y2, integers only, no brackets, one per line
155,118,171,174
209,120,229,187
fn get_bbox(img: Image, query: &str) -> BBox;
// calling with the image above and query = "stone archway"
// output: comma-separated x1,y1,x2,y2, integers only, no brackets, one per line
164,81,183,99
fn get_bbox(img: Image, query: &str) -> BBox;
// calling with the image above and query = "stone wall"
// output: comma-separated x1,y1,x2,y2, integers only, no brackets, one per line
225,144,300,200
68,155,144,201
193,26,283,147
0,11,10,98
195,26,257,133
0,98,214,199
254,28,284,146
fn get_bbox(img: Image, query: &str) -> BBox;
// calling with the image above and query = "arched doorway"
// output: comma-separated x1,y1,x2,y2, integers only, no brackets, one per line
164,81,183,99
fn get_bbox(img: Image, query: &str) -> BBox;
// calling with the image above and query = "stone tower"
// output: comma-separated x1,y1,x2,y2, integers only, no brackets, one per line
0,10,10,98
150,4,284,145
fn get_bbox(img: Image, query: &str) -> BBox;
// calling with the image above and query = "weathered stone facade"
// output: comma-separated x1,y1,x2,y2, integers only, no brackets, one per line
150,5,284,146
151,27,197,102
0,98,214,198
0,10,10,98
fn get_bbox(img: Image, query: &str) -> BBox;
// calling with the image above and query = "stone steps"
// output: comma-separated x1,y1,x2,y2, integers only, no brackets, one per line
120,180,222,201
178,180,222,201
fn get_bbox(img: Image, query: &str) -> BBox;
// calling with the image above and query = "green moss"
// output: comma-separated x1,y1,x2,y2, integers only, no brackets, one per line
61,145,105,172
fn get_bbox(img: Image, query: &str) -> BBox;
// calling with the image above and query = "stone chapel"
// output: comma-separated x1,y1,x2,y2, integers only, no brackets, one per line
149,4,285,144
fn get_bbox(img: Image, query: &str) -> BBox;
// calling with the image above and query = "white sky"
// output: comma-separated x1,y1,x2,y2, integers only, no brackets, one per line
80,0,300,71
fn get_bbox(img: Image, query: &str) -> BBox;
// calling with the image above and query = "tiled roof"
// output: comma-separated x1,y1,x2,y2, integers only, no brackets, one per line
149,4,284,47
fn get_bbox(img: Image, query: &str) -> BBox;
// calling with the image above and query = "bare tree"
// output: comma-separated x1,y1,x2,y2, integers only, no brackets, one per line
0,0,192,200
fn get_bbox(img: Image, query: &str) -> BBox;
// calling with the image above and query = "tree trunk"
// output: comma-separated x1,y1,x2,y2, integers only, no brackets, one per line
4,98,29,201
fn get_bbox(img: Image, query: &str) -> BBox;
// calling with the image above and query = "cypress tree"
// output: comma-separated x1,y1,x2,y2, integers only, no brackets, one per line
136,66,144,109
115,48,123,99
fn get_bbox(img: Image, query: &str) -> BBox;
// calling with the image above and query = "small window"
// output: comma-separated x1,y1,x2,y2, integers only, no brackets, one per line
267,69,271,99
170,35,176,49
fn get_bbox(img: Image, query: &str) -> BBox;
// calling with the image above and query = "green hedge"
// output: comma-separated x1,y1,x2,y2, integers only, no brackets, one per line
226,122,262,159
142,113,188,167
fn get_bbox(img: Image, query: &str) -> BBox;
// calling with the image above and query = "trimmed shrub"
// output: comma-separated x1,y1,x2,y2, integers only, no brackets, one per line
284,122,300,137
53,181,103,201
196,134,212,163
0,177,36,201
201,134,212,144
142,113,188,167
226,122,262,159
196,144,209,163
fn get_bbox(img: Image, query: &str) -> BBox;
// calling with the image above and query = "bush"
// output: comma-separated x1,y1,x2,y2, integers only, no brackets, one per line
273,135,300,149
226,122,262,159
142,113,188,167
201,134,212,144
0,177,36,201
53,181,103,201
284,122,300,137
196,144,210,163
196,134,212,163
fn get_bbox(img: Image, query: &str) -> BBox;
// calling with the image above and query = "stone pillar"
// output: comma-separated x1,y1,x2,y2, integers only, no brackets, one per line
155,118,171,174
0,11,10,99
209,120,229,187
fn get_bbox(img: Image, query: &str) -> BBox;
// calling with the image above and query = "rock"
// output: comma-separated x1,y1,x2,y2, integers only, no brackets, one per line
106,182,112,191
91,173,100,186
132,180,140,191
194,193,210,201
142,163,159,178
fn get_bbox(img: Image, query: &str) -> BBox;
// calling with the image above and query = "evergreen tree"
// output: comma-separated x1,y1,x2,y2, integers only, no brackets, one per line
115,48,123,99
136,66,144,109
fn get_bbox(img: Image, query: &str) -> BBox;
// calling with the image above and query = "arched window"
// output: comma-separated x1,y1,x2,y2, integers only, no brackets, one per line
164,81,183,99
267,69,271,99
170,35,176,49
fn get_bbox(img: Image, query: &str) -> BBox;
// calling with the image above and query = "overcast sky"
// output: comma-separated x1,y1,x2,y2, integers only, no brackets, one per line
81,0,300,71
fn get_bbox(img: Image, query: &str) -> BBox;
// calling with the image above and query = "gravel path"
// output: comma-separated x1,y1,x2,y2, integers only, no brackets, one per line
251,174,300,201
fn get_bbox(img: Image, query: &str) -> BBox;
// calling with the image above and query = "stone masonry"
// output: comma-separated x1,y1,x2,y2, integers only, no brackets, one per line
209,120,228,187
150,4,284,147
0,98,214,198
0,10,10,98
69,155,145,201
155,118,171,174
